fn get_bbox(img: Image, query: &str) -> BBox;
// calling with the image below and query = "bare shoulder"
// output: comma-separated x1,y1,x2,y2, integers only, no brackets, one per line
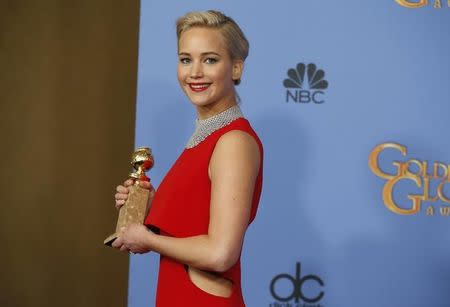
217,130,260,158
209,130,261,179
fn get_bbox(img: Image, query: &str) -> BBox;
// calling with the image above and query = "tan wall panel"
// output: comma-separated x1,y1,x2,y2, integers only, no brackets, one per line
0,1,140,306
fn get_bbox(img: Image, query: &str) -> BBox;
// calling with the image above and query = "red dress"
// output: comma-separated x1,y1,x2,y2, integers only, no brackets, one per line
144,117,264,307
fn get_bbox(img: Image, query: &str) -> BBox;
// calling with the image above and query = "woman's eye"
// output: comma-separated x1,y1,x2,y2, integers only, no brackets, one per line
205,58,217,64
179,58,190,64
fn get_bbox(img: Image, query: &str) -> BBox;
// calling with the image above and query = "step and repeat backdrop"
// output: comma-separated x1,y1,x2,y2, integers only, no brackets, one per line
129,1,450,306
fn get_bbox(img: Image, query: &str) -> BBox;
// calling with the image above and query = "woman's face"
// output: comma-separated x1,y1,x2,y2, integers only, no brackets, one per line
177,27,242,109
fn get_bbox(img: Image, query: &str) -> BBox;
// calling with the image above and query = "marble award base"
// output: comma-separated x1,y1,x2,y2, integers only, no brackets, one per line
104,184,150,246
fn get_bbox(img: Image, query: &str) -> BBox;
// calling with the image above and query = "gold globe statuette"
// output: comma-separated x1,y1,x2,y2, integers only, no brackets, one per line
104,147,154,246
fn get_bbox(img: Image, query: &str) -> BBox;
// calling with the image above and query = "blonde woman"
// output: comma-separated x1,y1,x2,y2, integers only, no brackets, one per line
113,10,263,306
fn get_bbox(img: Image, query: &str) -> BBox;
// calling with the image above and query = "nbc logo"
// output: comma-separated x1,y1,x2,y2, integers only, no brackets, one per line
283,63,328,104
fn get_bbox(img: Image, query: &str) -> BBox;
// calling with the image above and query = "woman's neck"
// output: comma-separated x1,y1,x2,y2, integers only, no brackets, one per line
195,96,237,120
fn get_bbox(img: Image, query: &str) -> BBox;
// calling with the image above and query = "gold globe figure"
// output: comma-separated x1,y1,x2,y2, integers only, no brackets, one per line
104,147,154,246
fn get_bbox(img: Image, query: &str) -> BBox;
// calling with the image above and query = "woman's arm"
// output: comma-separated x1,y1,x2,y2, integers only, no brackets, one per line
115,130,260,272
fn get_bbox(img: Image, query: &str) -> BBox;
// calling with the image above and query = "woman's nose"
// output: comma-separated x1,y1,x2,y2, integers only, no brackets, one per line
190,62,203,78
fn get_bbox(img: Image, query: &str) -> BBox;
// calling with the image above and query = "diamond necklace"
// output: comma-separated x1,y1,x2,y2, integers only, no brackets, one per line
185,104,244,149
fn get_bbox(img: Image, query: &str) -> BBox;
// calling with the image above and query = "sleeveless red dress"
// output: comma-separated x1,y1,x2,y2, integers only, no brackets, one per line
144,117,263,307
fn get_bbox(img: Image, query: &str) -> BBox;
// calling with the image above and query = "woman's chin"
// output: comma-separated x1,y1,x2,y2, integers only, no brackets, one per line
189,100,214,108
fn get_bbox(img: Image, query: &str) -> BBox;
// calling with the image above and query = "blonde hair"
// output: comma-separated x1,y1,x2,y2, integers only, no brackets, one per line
176,10,249,86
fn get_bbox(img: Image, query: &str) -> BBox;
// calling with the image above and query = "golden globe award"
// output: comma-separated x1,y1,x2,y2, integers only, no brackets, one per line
104,147,154,246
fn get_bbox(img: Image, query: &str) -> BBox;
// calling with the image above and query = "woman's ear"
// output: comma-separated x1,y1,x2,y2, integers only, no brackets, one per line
232,59,244,83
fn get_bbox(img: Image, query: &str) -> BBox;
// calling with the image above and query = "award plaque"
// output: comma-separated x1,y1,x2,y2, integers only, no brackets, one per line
104,147,154,246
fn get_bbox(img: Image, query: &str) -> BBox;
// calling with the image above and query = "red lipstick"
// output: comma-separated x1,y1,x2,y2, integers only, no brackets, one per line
189,83,211,92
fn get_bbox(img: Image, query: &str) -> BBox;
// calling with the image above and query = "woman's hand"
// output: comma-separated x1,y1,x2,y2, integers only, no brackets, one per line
114,179,155,210
112,224,154,254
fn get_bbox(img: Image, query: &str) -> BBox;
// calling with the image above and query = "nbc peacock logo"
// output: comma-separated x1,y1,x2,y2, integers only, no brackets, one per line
283,63,329,104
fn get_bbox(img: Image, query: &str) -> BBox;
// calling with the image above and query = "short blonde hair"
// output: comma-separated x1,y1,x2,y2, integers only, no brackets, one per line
176,10,249,85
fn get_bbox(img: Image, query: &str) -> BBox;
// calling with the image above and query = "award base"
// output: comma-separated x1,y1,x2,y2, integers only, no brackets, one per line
104,184,150,246
103,233,119,247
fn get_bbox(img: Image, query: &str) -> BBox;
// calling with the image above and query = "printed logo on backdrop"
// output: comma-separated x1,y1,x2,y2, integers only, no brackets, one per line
395,0,450,8
269,262,324,307
369,142,450,216
283,63,328,104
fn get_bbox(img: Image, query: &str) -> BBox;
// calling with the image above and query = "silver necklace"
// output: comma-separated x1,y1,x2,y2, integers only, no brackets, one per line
186,104,244,148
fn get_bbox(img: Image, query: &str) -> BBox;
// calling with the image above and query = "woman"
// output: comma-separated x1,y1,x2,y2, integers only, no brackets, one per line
112,10,263,306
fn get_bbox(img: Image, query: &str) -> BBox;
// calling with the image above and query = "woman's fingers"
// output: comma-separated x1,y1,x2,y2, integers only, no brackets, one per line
116,185,129,194
115,180,155,210
112,236,123,249
120,179,154,191
115,191,128,200
123,179,134,187
115,199,126,209
139,180,155,191
115,184,129,209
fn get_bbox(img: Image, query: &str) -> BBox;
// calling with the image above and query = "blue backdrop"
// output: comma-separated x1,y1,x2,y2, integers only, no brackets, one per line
130,1,450,306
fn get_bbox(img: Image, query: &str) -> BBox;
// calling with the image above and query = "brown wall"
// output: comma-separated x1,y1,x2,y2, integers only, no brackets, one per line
0,1,139,306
